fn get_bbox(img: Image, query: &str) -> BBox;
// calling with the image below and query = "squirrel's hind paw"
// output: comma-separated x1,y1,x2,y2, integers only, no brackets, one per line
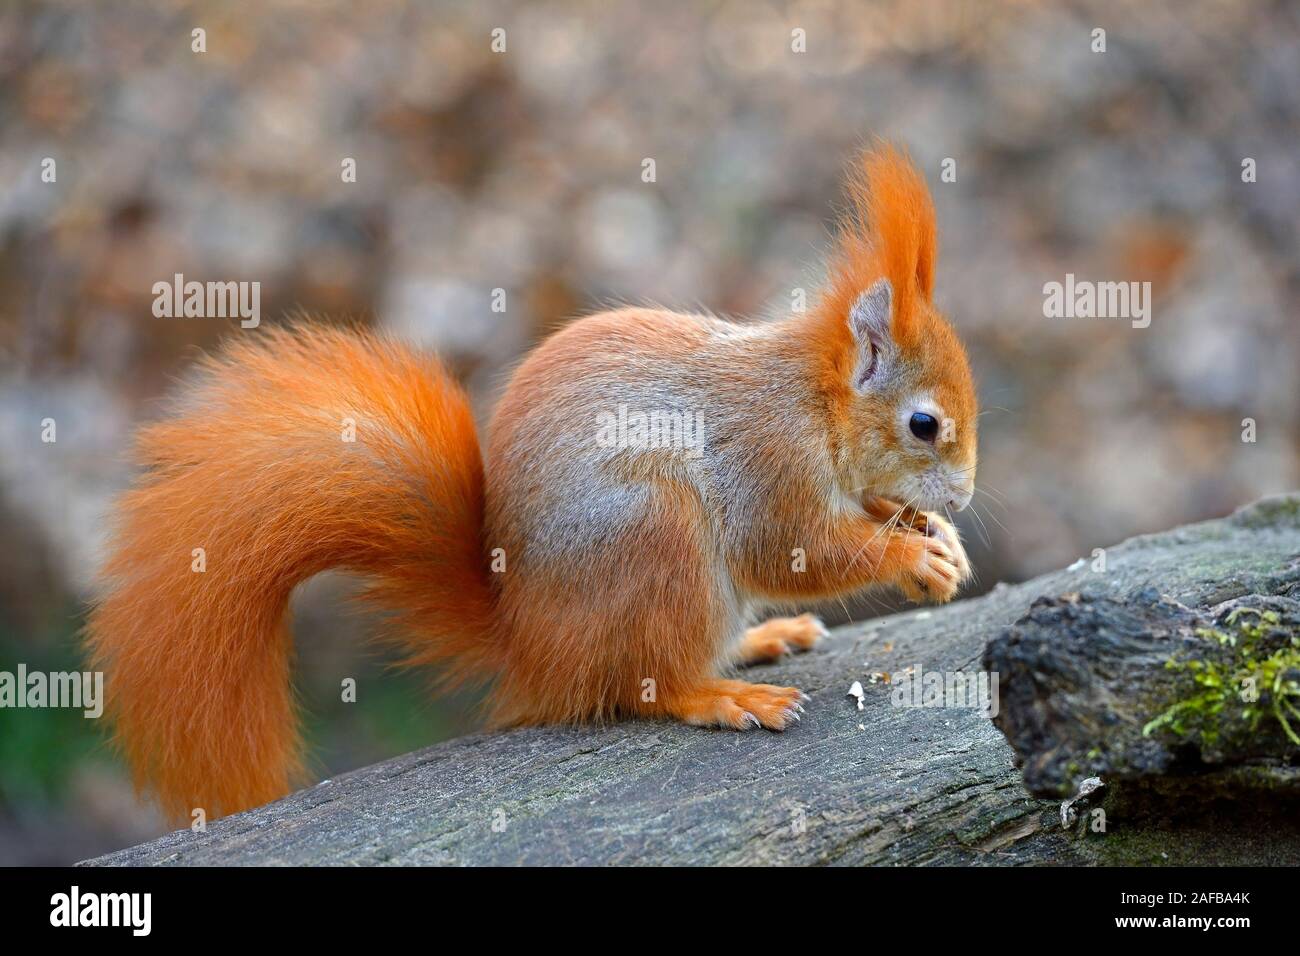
666,679,806,731
734,614,828,665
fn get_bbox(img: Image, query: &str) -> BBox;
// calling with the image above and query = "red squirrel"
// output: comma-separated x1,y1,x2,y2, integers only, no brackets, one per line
87,145,978,821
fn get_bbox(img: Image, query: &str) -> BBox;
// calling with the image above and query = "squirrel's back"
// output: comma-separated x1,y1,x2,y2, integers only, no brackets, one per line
486,306,827,566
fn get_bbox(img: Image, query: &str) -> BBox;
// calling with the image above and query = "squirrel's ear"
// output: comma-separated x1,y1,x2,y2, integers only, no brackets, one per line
848,278,894,388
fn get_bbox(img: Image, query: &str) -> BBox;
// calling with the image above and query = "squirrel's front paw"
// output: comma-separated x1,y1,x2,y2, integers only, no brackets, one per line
895,515,970,604
920,512,970,585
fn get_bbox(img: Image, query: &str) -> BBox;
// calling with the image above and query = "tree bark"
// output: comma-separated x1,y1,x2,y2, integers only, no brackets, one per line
84,494,1300,866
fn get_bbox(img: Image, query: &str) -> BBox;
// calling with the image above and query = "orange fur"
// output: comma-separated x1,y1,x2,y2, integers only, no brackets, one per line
87,326,495,821
809,144,977,497
88,144,977,823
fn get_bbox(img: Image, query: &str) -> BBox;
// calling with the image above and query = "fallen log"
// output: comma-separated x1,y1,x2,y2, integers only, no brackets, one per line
986,590,1300,799
84,494,1300,866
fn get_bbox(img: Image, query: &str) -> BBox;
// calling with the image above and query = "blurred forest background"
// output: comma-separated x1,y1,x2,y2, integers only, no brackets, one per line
1,0,1297,863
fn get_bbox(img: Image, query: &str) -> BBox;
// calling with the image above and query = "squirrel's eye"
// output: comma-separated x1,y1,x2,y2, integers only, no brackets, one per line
909,412,939,443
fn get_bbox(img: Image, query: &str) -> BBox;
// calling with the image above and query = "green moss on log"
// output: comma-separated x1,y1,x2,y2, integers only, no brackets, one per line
1143,607,1300,749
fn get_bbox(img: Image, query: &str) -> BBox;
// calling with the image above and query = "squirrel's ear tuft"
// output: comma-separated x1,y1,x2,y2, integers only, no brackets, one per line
812,144,939,383
836,144,938,340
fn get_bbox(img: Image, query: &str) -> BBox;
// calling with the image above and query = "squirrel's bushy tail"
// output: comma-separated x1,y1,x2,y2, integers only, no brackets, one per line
86,326,497,822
